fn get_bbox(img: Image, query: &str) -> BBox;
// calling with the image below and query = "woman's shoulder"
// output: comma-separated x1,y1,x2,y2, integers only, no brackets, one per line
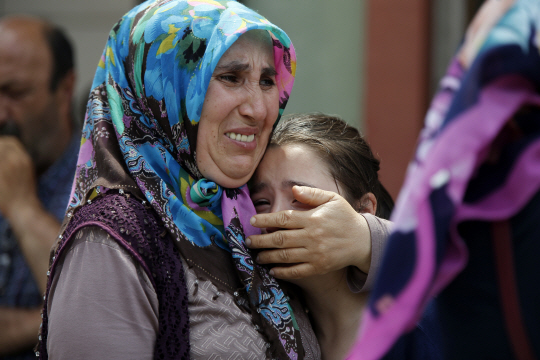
68,192,161,232
44,192,190,358
53,191,180,293
46,223,159,360
62,192,166,255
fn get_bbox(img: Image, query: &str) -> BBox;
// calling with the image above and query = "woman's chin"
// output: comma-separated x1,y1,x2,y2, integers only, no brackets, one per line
200,165,255,189
206,173,250,189
283,275,318,290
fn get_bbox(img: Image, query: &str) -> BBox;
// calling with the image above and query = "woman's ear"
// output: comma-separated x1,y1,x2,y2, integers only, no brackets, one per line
356,192,377,215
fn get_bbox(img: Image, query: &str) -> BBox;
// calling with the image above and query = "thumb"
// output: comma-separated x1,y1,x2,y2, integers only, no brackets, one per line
292,186,336,207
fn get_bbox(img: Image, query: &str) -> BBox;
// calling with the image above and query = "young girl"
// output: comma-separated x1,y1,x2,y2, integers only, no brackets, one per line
250,113,394,359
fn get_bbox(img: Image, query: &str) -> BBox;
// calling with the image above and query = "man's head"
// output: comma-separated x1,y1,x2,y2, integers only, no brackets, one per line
0,16,75,173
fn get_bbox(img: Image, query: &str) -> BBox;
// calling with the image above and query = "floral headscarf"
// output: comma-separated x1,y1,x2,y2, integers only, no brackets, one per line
63,0,300,358
350,0,540,358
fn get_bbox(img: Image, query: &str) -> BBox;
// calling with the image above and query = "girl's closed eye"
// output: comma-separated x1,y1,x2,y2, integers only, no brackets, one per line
253,198,271,213
253,198,270,206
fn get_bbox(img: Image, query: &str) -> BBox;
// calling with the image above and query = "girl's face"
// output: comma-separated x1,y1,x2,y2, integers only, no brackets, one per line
250,144,341,214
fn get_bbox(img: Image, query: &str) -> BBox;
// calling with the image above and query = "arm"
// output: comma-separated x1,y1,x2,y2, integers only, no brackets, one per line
47,226,158,359
247,186,374,279
347,213,394,293
0,307,41,356
0,137,60,293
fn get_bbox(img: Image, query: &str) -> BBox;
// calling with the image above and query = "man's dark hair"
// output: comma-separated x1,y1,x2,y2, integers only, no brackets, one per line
271,113,395,219
43,24,74,91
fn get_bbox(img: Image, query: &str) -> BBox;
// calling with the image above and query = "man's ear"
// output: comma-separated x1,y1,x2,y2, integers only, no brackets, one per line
355,192,377,215
54,69,76,120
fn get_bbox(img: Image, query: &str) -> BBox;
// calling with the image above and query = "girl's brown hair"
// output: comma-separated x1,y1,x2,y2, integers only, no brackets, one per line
271,113,394,219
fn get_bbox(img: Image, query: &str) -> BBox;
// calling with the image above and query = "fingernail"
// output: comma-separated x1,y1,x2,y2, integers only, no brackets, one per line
250,216,256,225
245,237,251,246
269,269,275,276
256,254,260,262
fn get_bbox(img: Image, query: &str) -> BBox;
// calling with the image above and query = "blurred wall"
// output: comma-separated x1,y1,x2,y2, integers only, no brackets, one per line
244,0,366,130
0,0,136,124
364,0,431,198
431,1,466,94
247,0,470,198
1,0,366,128
365,0,469,198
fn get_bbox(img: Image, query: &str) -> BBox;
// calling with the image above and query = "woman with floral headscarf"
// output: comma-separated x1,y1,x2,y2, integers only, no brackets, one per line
35,1,318,359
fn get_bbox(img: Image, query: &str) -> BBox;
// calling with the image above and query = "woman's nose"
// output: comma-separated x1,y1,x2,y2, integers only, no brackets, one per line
238,85,266,121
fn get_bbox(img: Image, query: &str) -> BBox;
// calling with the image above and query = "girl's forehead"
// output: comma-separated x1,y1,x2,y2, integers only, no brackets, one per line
256,144,334,184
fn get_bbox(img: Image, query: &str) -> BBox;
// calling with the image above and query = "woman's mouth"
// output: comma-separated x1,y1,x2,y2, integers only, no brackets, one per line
226,132,255,143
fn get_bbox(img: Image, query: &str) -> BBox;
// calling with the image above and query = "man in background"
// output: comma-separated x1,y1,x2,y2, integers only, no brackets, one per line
0,16,79,358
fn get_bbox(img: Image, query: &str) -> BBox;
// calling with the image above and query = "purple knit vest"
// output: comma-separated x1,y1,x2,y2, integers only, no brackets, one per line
37,193,190,359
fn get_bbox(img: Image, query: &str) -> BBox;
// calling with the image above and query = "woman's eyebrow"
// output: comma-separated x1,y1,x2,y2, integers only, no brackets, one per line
215,60,250,72
215,61,277,76
262,67,277,77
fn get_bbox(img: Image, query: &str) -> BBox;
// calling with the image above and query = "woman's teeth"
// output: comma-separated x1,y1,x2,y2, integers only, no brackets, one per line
226,132,255,142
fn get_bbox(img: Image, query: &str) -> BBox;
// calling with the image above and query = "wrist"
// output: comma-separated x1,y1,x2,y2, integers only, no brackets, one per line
5,195,44,230
353,213,372,274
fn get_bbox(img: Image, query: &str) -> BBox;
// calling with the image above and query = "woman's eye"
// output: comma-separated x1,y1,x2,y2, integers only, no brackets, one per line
219,74,238,84
260,77,275,89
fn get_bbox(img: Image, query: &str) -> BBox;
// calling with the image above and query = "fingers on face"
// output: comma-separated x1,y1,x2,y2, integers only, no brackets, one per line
269,263,316,280
256,247,309,264
247,228,307,249
251,209,304,230
293,185,336,207
280,210,297,227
